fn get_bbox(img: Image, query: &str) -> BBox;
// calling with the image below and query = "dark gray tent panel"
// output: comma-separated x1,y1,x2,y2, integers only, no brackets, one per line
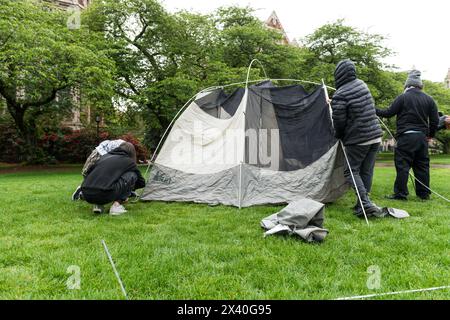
141,82,348,207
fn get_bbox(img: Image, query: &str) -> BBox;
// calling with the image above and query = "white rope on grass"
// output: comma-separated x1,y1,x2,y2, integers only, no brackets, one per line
102,240,128,300
377,116,450,203
336,285,450,300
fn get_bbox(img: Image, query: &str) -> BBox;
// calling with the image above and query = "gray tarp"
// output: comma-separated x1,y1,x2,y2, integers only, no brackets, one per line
261,199,329,243
141,142,348,207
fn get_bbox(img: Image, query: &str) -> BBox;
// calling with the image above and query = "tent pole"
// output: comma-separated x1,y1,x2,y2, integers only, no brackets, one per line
322,79,334,128
340,140,371,226
246,59,269,87
136,93,198,202
200,79,337,94
149,93,198,165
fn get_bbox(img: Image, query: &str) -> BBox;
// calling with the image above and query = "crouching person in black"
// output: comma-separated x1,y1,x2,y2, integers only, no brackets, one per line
81,142,145,215
331,59,384,218
376,70,439,201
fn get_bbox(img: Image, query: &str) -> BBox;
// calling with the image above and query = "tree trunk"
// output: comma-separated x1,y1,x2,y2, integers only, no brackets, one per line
7,102,40,163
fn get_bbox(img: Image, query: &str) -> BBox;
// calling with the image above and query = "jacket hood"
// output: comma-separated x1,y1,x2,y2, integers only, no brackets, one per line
108,147,132,158
334,59,357,89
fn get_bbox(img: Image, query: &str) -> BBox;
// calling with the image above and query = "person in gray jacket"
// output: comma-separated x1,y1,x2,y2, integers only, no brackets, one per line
331,59,384,218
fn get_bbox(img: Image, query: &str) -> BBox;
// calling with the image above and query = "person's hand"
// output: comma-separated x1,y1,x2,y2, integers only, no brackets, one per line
427,137,434,143
326,98,332,104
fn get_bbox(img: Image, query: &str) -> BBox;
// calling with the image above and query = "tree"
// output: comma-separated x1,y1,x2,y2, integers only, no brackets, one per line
423,80,450,153
85,0,202,147
303,20,398,106
215,6,310,81
0,0,114,161
86,1,311,148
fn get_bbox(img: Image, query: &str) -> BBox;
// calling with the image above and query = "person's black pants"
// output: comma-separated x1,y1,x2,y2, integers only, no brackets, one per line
394,133,430,199
82,171,138,205
344,143,380,209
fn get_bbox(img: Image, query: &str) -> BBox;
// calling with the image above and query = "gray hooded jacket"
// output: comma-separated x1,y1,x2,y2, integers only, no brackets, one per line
332,60,383,145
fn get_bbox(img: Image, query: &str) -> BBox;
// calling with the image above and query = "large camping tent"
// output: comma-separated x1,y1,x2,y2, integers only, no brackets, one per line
141,78,348,208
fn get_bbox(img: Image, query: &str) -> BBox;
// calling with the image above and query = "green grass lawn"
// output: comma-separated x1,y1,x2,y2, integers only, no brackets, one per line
0,166,449,300
377,153,450,165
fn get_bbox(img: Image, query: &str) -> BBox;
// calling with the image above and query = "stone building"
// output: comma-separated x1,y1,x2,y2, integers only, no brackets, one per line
45,0,91,10
264,11,299,46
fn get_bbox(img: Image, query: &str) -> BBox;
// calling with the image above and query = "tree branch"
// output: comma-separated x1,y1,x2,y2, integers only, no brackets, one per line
22,83,69,109
0,78,17,108
123,74,140,95
134,17,149,42
117,23,163,81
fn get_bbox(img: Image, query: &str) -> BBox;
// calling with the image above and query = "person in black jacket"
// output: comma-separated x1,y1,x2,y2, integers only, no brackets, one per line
376,70,439,201
81,142,146,215
331,59,384,218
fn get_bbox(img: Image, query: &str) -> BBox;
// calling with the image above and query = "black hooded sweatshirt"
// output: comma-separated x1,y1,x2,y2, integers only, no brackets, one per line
376,88,439,138
81,147,145,194
331,59,383,145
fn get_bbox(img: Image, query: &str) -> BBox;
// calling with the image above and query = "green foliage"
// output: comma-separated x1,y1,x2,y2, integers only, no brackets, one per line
2,0,450,157
423,81,450,153
87,0,312,148
305,19,393,67
0,0,115,161
304,19,397,106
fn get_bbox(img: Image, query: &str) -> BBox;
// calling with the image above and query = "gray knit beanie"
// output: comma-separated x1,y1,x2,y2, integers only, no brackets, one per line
405,70,423,89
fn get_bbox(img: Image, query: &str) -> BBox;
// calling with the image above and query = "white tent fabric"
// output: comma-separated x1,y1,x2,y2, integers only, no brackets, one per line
154,90,248,174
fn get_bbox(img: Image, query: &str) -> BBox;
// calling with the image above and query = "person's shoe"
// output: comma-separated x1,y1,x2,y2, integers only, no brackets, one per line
418,195,430,201
93,205,105,214
72,186,82,201
109,204,127,216
385,194,407,201
354,205,385,219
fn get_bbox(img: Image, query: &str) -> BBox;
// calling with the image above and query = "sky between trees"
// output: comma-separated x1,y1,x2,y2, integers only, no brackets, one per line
163,0,450,82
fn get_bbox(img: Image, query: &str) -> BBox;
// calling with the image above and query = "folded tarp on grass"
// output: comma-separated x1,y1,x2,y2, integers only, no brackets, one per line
261,199,329,243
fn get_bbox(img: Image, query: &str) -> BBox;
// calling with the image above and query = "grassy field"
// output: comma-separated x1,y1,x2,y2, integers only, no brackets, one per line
376,153,450,165
0,165,449,300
